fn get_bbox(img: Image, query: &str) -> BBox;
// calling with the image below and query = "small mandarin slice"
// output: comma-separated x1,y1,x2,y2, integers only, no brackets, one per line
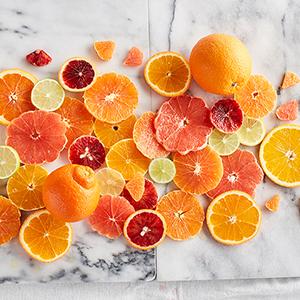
275,99,298,121
94,41,115,61
265,194,280,212
281,71,300,89
125,172,145,201
123,47,143,66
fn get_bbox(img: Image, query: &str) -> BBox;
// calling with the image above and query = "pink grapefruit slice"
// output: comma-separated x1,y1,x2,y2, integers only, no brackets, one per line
275,99,298,121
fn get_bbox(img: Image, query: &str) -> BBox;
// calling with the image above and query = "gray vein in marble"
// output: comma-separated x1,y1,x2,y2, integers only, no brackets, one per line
168,0,177,50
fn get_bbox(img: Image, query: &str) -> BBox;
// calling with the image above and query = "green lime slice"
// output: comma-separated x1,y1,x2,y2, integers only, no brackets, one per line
238,117,266,146
31,79,65,111
149,158,176,184
0,146,20,179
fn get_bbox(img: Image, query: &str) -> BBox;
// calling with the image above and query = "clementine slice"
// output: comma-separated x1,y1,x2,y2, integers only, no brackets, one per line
275,99,298,121
265,194,280,212
125,172,145,202
281,71,300,89
123,47,143,66
94,41,115,61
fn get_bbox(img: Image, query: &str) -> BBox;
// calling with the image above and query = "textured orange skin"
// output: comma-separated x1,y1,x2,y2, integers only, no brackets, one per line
43,164,100,222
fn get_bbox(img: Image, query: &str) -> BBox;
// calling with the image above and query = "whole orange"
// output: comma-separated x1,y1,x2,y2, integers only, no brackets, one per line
43,164,100,222
189,33,252,95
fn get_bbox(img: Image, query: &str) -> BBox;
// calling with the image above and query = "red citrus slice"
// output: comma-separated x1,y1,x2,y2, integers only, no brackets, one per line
68,135,105,170
123,47,143,66
26,49,52,67
206,149,264,199
155,95,213,154
94,41,115,61
88,194,135,239
133,111,169,159
6,111,67,164
123,209,166,250
275,99,298,121
210,98,243,133
125,172,145,202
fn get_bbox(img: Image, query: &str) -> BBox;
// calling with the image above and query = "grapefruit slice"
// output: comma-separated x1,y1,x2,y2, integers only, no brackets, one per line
275,99,298,121
123,47,143,66
281,71,300,89
94,41,115,61
125,172,145,202
155,95,213,154
265,195,280,212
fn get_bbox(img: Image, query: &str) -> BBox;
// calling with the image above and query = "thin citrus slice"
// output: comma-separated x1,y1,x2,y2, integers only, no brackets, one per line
124,209,166,250
0,195,20,245
265,194,280,212
19,209,72,262
26,49,52,67
0,68,37,122
133,111,169,159
31,79,65,111
206,191,261,245
123,47,143,66
148,157,176,184
237,117,266,146
125,172,145,201
208,129,240,156
7,164,48,211
0,145,20,179
173,146,223,195
207,149,263,199
259,124,300,187
281,71,300,89
155,95,213,154
94,114,136,148
276,99,298,121
106,138,150,180
157,190,204,240
88,194,134,239
144,51,191,97
94,41,115,61
84,73,138,124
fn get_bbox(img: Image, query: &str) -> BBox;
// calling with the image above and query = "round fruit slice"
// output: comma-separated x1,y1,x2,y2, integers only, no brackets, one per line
125,172,145,202
88,194,135,239
144,51,191,97
235,75,277,118
7,164,48,211
68,135,105,170
207,149,263,199
0,145,20,179
123,209,166,250
210,98,243,133
173,146,223,195
208,129,240,156
106,139,150,180
206,191,261,245
155,95,213,154
148,157,176,184
157,190,204,240
259,124,300,187
0,195,20,245
84,73,138,124
133,111,169,159
94,115,136,148
6,110,67,164
58,57,96,92
0,69,37,122
94,40,115,61
31,79,65,111
237,117,266,146
19,209,72,262
275,99,298,121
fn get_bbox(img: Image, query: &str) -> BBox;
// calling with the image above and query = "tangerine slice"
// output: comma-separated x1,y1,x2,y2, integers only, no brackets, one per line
275,99,298,121
265,194,280,212
94,41,115,61
123,47,143,66
125,172,145,201
281,71,300,89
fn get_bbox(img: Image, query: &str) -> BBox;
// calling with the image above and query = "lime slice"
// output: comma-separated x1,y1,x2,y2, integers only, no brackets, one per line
209,129,240,156
149,158,176,184
0,146,20,179
31,79,65,111
238,117,266,146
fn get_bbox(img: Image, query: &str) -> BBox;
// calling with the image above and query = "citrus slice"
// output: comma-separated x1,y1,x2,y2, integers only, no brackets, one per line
125,172,145,201
123,47,143,66
235,74,277,118
55,97,94,148
84,73,138,124
208,129,240,156
133,111,169,159
19,209,72,262
173,146,223,195
281,71,300,89
106,139,150,180
237,117,266,146
88,194,134,239
7,164,48,211
207,149,263,199
6,110,67,164
0,195,20,245
58,57,96,92
148,157,176,184
155,95,213,154
31,79,65,111
94,41,115,61
0,145,20,179
144,51,191,97
265,194,280,212
157,190,204,240
276,99,298,121
26,49,52,67
94,114,136,148
259,124,300,187
123,209,166,250
206,191,261,245
0,68,37,122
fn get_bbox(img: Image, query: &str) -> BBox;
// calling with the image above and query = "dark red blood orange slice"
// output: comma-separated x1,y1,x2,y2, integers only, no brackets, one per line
26,49,52,67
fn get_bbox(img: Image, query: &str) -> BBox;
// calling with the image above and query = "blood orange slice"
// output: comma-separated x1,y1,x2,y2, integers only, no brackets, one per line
155,95,213,154
123,47,143,66
6,110,67,164
123,209,166,250
94,41,115,61
206,149,263,199
88,194,135,239
125,172,145,202
275,99,298,121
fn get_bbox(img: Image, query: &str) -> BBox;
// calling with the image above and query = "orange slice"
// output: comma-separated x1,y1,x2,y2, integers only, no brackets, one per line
94,41,115,61
123,47,143,66
125,172,145,201
206,191,261,245
144,52,191,97
281,71,300,89
265,194,280,212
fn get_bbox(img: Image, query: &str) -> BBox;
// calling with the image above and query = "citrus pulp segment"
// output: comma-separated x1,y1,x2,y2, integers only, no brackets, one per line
276,99,298,121
125,172,145,201
0,145,20,179
123,47,143,66
94,41,115,61
265,194,280,212
281,71,300,89
148,157,176,184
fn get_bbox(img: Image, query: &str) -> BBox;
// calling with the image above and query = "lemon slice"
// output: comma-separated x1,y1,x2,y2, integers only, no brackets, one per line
238,117,265,146
149,158,176,184
0,146,20,179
